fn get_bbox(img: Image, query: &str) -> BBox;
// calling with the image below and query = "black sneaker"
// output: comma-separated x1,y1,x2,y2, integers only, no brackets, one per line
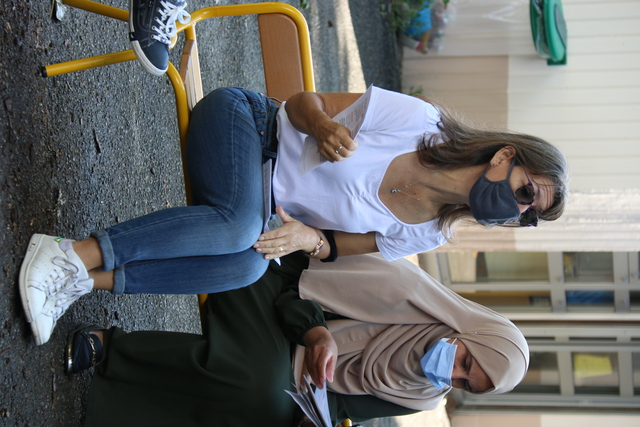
129,0,191,76
65,323,105,375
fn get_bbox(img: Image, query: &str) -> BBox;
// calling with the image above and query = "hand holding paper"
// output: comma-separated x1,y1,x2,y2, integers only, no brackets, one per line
303,326,337,389
300,86,373,174
314,120,357,162
285,376,332,427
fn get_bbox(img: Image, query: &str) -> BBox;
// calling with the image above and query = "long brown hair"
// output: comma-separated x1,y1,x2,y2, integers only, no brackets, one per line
418,106,570,233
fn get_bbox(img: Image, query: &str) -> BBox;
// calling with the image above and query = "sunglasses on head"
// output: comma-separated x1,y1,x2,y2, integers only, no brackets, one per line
514,164,539,227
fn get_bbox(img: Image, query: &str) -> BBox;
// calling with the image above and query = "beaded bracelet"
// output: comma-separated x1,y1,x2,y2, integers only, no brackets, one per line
306,235,325,257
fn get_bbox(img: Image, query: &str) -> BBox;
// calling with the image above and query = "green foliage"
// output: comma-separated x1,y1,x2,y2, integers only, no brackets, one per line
407,85,424,96
381,0,449,33
300,0,310,10
381,0,425,33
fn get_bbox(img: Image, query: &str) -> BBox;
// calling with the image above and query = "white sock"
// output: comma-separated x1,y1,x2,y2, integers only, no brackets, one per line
58,239,92,285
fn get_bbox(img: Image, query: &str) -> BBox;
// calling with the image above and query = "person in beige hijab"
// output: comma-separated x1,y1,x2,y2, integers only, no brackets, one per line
68,252,528,426
298,252,529,411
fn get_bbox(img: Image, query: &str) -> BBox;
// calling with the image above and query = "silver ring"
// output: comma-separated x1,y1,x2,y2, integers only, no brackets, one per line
334,146,343,155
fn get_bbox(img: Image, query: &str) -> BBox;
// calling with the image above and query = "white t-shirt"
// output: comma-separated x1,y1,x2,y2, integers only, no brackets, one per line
272,86,447,260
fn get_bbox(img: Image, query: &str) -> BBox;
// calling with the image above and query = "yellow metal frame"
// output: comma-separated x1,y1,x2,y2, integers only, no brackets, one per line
43,0,315,152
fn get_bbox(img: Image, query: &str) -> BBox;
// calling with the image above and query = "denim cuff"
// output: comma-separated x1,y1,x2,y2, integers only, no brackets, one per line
90,230,125,294
112,267,125,295
90,229,115,271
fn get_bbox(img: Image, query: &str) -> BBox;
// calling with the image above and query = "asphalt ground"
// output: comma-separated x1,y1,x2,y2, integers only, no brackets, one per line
0,0,401,425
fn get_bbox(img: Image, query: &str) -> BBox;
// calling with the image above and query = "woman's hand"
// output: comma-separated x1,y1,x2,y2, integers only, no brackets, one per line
254,206,322,260
314,120,358,162
303,326,337,389
284,91,361,162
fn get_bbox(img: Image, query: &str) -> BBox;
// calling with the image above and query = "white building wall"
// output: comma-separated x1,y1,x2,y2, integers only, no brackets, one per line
507,0,640,191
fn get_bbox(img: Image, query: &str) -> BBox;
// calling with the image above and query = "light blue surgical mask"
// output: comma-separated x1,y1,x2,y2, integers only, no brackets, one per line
420,338,458,390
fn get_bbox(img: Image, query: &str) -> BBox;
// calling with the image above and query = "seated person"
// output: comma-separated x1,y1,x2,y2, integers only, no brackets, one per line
68,252,529,427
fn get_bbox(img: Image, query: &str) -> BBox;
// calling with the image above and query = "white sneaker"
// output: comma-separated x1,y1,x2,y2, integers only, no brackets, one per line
30,276,93,346
19,234,93,345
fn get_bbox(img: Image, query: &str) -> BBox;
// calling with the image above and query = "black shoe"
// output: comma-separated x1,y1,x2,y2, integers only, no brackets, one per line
65,323,105,375
129,0,191,76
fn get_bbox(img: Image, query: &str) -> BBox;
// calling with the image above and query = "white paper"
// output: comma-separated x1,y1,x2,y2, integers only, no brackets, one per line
284,375,332,427
299,85,373,175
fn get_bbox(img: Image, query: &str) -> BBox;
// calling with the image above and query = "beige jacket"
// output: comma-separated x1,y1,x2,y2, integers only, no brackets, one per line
295,253,529,410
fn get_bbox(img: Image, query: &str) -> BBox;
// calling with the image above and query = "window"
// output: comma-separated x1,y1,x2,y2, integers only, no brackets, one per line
631,291,640,310
512,352,560,394
433,250,640,410
572,352,619,395
563,252,614,283
566,290,614,308
445,252,552,310
436,251,639,313
633,352,640,395
477,252,549,282
457,290,551,308
446,251,548,283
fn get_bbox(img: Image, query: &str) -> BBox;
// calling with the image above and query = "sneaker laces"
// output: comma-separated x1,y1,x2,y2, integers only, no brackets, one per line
40,256,81,297
152,1,191,45
41,257,91,321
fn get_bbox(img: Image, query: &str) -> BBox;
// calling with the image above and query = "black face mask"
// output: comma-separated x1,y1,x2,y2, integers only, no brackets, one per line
468,159,521,225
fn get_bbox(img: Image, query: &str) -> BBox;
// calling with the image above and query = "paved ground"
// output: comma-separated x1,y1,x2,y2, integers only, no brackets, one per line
0,0,402,425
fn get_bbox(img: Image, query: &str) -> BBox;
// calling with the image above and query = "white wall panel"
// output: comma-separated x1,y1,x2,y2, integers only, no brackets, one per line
563,2,640,20
506,0,640,191
509,105,639,124
568,35,640,54
569,157,639,176
510,70,639,89
569,19,640,37
512,122,640,141
510,54,640,73
509,87,640,108
558,140,640,157
569,176,640,190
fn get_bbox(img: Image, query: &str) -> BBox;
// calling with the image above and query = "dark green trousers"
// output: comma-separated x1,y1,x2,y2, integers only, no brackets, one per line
84,258,308,427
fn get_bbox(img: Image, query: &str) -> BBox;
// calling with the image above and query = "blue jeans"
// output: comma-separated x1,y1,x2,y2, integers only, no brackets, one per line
91,88,279,294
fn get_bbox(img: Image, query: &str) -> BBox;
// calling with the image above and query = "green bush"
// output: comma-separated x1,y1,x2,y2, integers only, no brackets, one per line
382,0,425,33
382,0,449,33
